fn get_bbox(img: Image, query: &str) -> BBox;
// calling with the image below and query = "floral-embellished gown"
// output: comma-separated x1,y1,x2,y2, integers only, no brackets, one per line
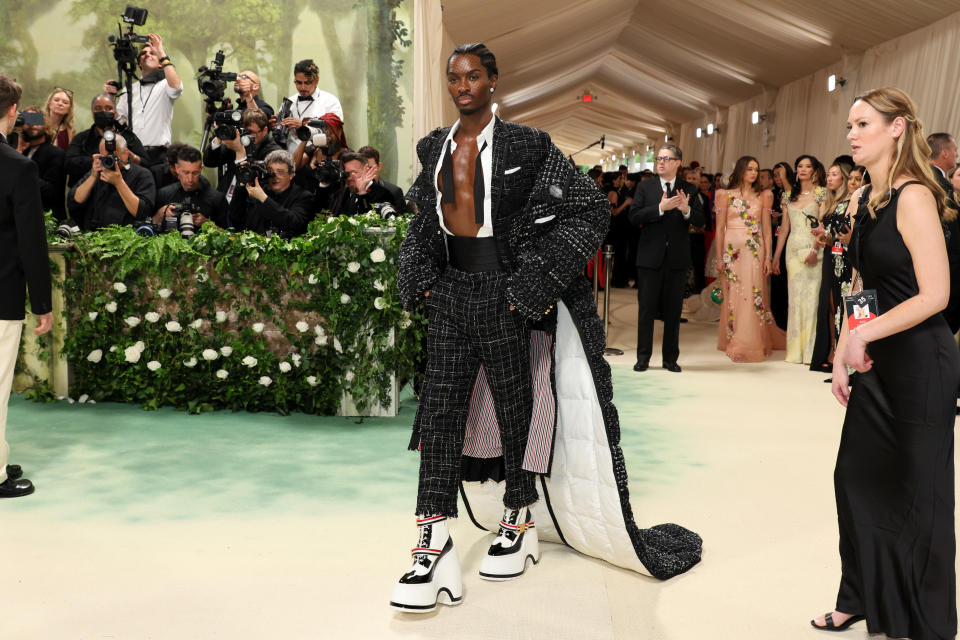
783,192,823,363
717,194,785,362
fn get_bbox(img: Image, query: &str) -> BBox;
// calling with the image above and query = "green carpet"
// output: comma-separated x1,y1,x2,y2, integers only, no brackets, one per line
3,366,692,521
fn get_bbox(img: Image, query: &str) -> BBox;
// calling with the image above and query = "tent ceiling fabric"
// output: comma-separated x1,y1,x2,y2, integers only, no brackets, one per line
440,0,960,165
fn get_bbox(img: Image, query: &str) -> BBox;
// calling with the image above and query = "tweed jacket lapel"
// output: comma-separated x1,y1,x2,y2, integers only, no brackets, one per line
490,116,508,224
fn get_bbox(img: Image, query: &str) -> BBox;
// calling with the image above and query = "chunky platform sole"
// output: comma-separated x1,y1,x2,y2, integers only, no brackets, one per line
390,543,463,613
478,526,540,581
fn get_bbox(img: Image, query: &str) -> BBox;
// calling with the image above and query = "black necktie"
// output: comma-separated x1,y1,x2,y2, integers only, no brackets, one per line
665,181,672,196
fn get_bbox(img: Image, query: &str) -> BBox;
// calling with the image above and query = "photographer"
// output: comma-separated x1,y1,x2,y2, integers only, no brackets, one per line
16,106,66,221
153,145,227,230
292,113,347,211
234,70,273,119
204,109,280,202
65,94,146,187
109,33,182,167
329,150,405,217
229,150,313,237
273,59,343,154
151,142,187,190
67,134,155,230
357,145,406,212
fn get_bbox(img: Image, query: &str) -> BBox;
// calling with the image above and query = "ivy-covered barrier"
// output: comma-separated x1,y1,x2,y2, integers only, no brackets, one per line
14,213,425,416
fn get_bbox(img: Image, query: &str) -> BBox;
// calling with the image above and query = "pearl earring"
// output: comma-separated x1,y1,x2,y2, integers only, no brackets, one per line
490,88,495,93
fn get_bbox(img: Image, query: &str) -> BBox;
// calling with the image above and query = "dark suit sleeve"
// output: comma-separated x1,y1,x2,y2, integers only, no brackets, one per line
123,132,147,165
36,146,67,221
66,172,92,227
203,143,232,168
126,168,156,221
627,181,663,226
65,133,93,187
208,191,229,229
260,188,314,236
505,138,610,319
397,133,444,311
229,191,249,230
15,161,52,315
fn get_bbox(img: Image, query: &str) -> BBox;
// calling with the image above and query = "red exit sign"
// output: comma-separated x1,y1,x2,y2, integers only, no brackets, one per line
580,92,596,103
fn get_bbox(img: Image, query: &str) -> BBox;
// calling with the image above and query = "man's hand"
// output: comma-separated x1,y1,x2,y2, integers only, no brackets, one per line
34,312,53,336
676,189,690,214
153,204,174,225
99,162,124,187
280,116,302,129
245,176,268,203
148,33,166,59
660,190,683,212
193,212,209,227
102,82,119,96
16,134,28,154
355,164,377,195
224,129,244,153
91,154,104,175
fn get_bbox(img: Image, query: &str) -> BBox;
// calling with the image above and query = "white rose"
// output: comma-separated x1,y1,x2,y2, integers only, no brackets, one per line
327,216,335,223
124,346,142,363
190,319,203,330
258,376,272,387
220,346,233,357
124,316,141,328
291,353,302,367
315,335,328,346
183,357,198,368
373,279,386,292
158,288,172,299
370,248,386,263
399,317,412,329
134,341,145,353
306,375,318,387
216,369,229,380
331,278,339,290
197,271,209,283
345,371,355,382
165,321,182,332
147,360,162,372
145,312,160,323
347,261,361,273
340,294,351,305
314,324,325,337
252,322,265,333
78,394,89,403
296,321,309,333
374,297,387,310
242,356,258,368
88,311,98,321
348,218,360,226
86,349,103,363
105,301,118,313
333,337,343,353
215,311,227,323
202,349,218,361
279,362,292,373
308,274,318,285
113,282,127,293
109,345,118,352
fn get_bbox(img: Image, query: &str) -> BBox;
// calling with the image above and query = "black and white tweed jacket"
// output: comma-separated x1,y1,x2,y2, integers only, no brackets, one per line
398,118,609,319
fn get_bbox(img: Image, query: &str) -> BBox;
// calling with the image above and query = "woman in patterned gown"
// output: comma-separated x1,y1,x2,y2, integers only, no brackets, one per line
772,155,826,364
714,156,785,361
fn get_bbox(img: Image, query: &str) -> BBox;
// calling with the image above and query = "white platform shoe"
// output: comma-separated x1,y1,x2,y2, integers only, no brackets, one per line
390,515,463,612
478,506,539,580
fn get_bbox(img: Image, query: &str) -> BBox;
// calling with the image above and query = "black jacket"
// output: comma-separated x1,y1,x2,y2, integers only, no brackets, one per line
0,136,52,320
330,178,406,216
627,177,706,270
67,163,156,230
204,137,281,194
65,125,147,187
155,178,229,229
25,142,66,221
399,117,609,319
229,183,314,236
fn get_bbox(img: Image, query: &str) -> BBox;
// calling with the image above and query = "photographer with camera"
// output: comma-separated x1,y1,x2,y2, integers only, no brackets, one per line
273,59,343,155
67,132,155,231
204,109,280,202
357,145,406,213
235,70,273,119
291,113,348,211
65,94,147,187
107,33,182,168
16,106,66,221
329,150,406,217
153,145,227,233
229,149,313,237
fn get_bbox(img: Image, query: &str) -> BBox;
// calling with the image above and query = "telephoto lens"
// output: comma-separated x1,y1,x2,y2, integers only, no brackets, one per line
179,211,196,239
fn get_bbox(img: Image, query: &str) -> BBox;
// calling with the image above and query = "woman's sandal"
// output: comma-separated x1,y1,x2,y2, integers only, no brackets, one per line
810,612,865,631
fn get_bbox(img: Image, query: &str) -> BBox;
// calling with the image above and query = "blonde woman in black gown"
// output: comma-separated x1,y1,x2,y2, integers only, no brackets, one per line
812,87,959,640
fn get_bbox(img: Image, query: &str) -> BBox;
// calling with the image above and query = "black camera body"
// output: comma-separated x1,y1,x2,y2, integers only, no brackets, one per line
236,160,269,187
167,202,198,238
100,130,121,171
14,112,44,128
213,109,243,141
314,159,345,189
272,97,294,145
197,50,238,103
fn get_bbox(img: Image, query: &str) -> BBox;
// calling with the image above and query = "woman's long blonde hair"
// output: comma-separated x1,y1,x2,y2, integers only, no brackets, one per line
822,162,852,214
854,87,954,221
43,88,75,141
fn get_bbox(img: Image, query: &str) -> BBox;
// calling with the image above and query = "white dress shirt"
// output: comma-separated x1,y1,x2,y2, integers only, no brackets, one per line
434,109,496,238
116,78,182,147
283,88,344,154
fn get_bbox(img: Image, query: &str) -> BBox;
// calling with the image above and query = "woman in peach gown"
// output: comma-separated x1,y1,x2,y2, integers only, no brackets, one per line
714,156,786,361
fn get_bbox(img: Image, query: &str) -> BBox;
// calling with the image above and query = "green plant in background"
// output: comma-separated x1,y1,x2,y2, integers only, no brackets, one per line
23,213,425,415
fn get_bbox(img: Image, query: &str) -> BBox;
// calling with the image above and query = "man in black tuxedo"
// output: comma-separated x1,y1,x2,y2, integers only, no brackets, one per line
927,132,960,333
628,144,705,372
0,73,53,498
17,106,66,221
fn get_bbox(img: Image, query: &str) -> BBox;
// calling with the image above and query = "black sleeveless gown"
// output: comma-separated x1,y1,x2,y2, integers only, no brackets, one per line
835,182,960,640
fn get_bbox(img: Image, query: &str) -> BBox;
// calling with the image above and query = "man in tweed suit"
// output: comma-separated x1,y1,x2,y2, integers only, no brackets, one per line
390,43,611,612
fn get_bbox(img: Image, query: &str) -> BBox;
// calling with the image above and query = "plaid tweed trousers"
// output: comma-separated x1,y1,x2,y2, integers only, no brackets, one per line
415,266,539,517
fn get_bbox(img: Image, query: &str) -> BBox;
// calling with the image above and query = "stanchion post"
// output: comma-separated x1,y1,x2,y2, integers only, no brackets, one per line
602,244,623,356
592,248,599,305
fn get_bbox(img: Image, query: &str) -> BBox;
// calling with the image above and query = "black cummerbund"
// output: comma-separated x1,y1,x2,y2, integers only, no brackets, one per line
446,234,502,272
